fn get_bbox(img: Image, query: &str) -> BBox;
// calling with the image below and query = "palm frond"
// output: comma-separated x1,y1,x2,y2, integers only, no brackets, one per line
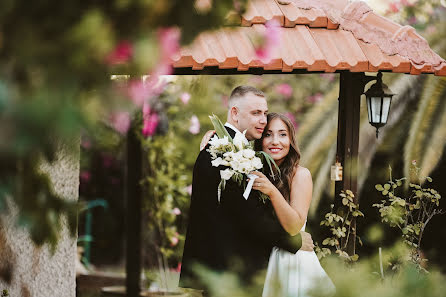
404,76,446,179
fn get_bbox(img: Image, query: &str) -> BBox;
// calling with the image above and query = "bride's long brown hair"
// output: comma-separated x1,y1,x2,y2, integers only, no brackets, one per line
255,113,301,202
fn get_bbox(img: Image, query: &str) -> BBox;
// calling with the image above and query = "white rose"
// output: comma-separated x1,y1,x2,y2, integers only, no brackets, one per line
223,151,234,161
220,168,234,180
229,159,241,172
211,157,224,167
252,157,263,170
242,149,255,159
233,131,248,150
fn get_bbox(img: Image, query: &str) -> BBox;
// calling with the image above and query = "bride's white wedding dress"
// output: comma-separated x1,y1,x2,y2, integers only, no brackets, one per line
263,222,335,297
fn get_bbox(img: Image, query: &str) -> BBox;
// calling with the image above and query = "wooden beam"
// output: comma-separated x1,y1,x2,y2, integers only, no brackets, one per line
335,71,363,256
125,125,142,297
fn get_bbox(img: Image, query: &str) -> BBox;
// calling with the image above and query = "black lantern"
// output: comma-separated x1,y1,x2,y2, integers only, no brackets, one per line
364,72,395,138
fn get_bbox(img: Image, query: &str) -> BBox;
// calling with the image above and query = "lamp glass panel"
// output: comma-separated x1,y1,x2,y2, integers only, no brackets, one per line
381,96,391,123
366,97,372,123
370,96,383,124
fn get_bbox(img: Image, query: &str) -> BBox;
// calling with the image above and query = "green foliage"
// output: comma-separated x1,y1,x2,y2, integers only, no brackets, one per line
192,240,446,297
317,190,363,263
141,129,189,264
1,290,8,297
373,164,445,269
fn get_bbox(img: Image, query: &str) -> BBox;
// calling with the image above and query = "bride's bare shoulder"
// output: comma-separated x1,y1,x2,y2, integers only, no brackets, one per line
292,165,312,182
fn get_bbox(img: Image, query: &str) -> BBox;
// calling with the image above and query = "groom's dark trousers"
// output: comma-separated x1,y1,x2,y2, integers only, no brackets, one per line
179,127,302,296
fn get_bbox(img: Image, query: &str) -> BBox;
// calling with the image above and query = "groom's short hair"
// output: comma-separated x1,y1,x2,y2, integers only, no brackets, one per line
229,86,265,103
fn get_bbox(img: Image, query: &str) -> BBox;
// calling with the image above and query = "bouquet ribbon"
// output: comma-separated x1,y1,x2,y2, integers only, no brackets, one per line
243,174,259,200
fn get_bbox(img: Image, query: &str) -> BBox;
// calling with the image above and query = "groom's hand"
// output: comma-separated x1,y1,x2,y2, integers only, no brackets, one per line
299,231,314,251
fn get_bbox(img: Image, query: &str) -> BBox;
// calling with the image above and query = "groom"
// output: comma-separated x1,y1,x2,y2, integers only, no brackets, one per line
180,86,313,295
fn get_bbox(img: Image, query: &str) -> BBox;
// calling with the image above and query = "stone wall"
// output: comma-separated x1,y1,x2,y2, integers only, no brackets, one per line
0,140,79,297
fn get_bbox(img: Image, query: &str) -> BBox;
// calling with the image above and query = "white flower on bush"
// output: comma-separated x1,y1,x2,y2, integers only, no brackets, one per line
220,168,234,180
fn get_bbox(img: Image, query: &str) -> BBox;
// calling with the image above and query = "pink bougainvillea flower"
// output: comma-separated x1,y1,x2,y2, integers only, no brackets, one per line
170,232,180,246
127,28,180,106
194,0,212,13
180,92,191,105
307,92,323,104
319,73,336,82
189,115,200,135
80,171,91,183
172,208,181,215
105,40,133,65
81,139,91,149
276,83,293,98
255,19,281,62
175,262,182,272
110,111,131,135
128,80,151,106
388,2,400,13
142,112,160,137
186,184,193,195
407,16,417,25
284,112,298,129
158,27,180,61
170,236,179,246
221,95,229,108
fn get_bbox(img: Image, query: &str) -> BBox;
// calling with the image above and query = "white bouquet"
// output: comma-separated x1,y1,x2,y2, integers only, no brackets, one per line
208,115,279,202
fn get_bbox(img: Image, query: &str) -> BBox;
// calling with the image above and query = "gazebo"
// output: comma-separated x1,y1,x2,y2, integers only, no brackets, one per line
124,0,446,295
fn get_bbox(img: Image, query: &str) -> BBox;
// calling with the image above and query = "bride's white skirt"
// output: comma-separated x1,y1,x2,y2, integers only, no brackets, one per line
262,247,336,297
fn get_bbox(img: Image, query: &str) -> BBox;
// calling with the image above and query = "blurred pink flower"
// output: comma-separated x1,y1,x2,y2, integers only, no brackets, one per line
319,73,335,82
276,83,293,98
173,208,181,215
400,0,415,7
407,16,417,25
80,171,91,183
143,101,151,117
221,95,229,108
284,112,298,129
105,41,133,65
180,92,191,104
194,0,212,13
142,112,159,137
412,160,417,166
389,2,400,13
158,28,180,61
189,115,200,135
307,93,323,104
255,19,281,62
81,139,91,149
186,184,193,195
128,80,151,106
170,236,179,246
175,262,182,272
102,154,114,168
110,112,131,135
127,28,180,106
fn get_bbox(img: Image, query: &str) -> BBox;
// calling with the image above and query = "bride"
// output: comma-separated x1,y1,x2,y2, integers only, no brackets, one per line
250,112,335,297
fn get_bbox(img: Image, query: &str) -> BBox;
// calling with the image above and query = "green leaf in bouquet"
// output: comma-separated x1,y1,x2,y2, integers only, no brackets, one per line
258,151,280,180
209,114,232,141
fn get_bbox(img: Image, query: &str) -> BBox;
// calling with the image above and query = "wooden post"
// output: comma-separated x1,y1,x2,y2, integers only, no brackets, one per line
335,71,364,256
125,125,142,297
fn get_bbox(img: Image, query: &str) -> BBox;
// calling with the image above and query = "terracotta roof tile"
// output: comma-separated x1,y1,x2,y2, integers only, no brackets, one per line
172,0,446,76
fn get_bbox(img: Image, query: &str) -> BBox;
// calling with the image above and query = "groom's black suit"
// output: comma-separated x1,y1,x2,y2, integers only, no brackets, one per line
179,126,302,294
